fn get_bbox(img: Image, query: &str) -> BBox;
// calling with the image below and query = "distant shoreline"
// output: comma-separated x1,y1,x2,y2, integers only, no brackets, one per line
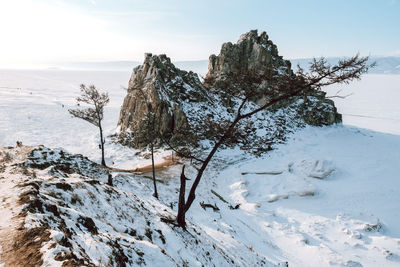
1,56,399,75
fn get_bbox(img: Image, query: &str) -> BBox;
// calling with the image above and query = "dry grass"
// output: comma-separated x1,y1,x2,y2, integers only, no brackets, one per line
2,225,50,267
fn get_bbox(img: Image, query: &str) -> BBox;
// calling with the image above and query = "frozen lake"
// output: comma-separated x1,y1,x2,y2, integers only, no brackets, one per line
0,69,134,167
326,74,400,135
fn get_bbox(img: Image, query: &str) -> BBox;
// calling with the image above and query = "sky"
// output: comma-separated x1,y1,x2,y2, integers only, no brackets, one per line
0,0,399,68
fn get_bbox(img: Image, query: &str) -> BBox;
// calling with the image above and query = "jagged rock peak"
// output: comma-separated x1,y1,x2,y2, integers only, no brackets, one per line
237,30,270,46
126,53,207,103
204,29,292,88
202,30,341,126
117,53,208,147
140,53,173,79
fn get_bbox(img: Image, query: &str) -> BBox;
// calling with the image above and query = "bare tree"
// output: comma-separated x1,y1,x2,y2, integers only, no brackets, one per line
174,54,373,228
69,84,109,166
129,79,160,199
140,100,159,199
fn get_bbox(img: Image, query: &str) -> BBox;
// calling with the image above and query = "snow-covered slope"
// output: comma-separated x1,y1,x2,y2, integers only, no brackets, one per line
2,127,399,266
0,145,272,266
208,126,400,266
133,124,399,267
1,70,399,266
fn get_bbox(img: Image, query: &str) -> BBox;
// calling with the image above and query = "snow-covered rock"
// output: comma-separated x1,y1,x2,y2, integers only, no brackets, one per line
291,159,335,179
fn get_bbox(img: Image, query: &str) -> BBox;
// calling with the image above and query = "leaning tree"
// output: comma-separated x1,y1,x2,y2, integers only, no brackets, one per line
69,84,109,166
171,55,373,228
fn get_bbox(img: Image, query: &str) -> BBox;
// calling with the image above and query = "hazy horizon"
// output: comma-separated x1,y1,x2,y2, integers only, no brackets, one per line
2,56,400,78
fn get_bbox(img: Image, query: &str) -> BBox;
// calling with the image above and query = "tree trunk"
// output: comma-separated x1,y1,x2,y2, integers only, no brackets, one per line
183,120,237,212
175,118,240,228
176,165,187,229
108,173,113,186
151,142,158,198
99,123,106,166
181,93,309,213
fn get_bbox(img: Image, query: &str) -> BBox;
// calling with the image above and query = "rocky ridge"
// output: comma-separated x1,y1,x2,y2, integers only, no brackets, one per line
117,30,341,148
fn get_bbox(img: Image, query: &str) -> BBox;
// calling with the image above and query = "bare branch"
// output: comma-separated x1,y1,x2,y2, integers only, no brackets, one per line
68,108,99,127
326,92,354,99
299,54,373,89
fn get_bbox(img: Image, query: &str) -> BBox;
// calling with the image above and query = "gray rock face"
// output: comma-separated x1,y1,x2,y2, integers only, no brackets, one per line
117,53,208,147
301,96,342,126
205,30,293,88
204,30,341,126
117,30,341,148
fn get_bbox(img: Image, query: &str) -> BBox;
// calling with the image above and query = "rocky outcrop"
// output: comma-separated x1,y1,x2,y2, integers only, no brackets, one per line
117,30,341,148
204,30,341,126
301,94,342,126
204,30,293,88
117,53,209,147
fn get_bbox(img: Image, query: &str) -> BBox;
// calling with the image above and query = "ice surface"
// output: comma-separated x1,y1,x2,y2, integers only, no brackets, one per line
325,74,400,135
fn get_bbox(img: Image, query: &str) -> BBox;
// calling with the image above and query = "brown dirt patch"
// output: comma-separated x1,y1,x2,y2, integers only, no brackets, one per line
1,224,50,267
132,155,177,173
111,155,180,174
0,200,50,267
